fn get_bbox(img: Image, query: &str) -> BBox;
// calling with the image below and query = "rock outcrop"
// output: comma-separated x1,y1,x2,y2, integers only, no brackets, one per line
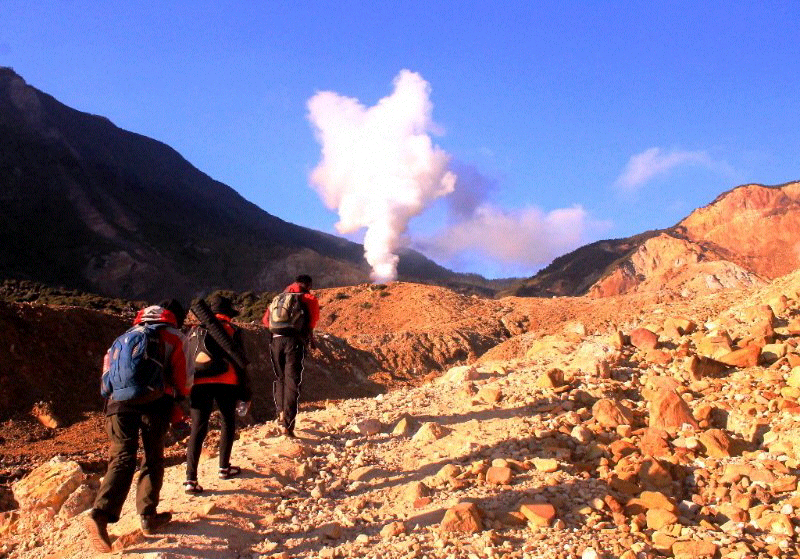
514,181,800,298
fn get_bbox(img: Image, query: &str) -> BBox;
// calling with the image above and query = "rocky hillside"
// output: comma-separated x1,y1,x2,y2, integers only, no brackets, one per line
0,68,493,301
510,181,800,299
5,273,800,557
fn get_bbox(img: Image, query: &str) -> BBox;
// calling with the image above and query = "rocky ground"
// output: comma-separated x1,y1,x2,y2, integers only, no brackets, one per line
4,275,800,558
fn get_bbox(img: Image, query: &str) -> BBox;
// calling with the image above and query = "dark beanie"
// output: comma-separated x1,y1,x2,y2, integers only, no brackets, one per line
158,299,187,327
207,293,239,318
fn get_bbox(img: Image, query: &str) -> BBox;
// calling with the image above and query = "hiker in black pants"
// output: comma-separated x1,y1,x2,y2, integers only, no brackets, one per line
184,294,251,494
262,274,319,437
84,300,190,553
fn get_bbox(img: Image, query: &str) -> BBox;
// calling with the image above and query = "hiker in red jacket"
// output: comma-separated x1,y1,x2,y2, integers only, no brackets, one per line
85,299,190,553
184,294,251,494
262,274,319,437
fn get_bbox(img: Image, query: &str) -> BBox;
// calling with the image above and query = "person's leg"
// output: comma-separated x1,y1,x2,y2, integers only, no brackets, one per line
186,385,214,482
269,337,286,426
282,337,306,433
137,400,171,517
215,385,238,470
92,413,140,521
86,413,140,551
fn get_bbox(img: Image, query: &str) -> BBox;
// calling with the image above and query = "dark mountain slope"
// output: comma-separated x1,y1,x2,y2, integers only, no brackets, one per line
0,68,476,300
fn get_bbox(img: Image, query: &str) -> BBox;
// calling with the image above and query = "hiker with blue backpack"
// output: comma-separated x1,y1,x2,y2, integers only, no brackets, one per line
84,299,190,553
262,274,320,438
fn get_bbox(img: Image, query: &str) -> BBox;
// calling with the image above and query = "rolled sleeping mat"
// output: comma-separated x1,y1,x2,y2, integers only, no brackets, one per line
191,298,249,370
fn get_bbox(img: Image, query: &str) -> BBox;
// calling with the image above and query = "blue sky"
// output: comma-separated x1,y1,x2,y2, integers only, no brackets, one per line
2,1,798,279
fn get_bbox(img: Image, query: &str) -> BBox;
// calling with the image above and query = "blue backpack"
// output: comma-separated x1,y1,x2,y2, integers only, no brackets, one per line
101,323,166,402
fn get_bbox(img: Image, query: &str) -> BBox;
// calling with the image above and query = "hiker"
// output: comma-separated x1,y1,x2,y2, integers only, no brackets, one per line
263,274,319,437
84,299,190,553
184,294,251,494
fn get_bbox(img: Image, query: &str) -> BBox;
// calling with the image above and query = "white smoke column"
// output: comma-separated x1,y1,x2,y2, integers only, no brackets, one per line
307,70,456,283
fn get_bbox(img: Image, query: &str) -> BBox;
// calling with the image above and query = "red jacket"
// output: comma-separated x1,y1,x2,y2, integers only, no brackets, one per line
193,313,239,386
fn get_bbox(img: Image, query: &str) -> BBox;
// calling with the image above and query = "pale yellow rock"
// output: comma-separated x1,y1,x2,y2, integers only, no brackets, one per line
788,367,800,389
12,457,83,514
412,422,450,444
531,458,559,473
392,416,416,436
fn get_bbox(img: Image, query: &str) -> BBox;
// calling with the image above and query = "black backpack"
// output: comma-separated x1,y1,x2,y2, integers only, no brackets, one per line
186,325,229,379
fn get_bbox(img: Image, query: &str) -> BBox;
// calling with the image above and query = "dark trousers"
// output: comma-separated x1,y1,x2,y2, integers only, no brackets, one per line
186,383,238,481
269,335,305,430
92,404,170,522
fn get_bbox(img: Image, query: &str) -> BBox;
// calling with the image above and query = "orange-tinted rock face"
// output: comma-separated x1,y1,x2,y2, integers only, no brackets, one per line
586,183,800,297
677,182,800,279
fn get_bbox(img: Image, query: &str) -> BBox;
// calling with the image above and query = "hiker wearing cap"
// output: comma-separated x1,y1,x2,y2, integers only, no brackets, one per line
183,294,251,494
85,299,190,553
262,274,320,438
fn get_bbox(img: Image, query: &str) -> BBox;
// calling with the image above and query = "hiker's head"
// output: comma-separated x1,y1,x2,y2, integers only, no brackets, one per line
208,294,239,318
158,299,187,327
295,274,313,291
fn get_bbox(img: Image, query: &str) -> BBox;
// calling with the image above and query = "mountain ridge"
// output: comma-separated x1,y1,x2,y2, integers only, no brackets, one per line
0,68,494,301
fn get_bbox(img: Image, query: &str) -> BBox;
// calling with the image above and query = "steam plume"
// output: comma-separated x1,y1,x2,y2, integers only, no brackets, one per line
307,70,456,283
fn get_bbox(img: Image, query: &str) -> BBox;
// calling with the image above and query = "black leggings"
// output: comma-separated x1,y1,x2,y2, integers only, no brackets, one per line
186,383,238,481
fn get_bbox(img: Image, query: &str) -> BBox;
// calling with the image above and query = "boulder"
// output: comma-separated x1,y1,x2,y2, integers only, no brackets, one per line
352,418,383,436
646,381,698,434
592,398,635,428
31,401,61,429
392,416,417,436
440,502,483,533
630,328,659,350
536,368,565,389
686,355,728,380
519,503,556,527
672,540,718,559
412,422,450,444
380,521,406,539
639,428,672,458
695,333,733,359
663,317,697,338
403,481,431,502
439,365,480,384
476,387,502,404
58,483,96,519
788,366,800,389
761,343,787,363
485,466,513,485
12,457,83,515
646,508,678,530
698,428,736,458
718,345,761,368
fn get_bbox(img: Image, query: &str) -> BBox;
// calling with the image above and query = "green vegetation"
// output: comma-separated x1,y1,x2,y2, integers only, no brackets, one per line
0,280,278,323
191,289,278,324
0,279,142,313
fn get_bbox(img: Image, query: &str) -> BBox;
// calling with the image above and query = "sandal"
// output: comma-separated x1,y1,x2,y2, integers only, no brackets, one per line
218,465,241,479
183,480,204,494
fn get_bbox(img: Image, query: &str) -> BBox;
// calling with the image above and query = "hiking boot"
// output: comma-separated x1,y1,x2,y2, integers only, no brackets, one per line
140,511,172,535
279,425,296,438
83,512,112,553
